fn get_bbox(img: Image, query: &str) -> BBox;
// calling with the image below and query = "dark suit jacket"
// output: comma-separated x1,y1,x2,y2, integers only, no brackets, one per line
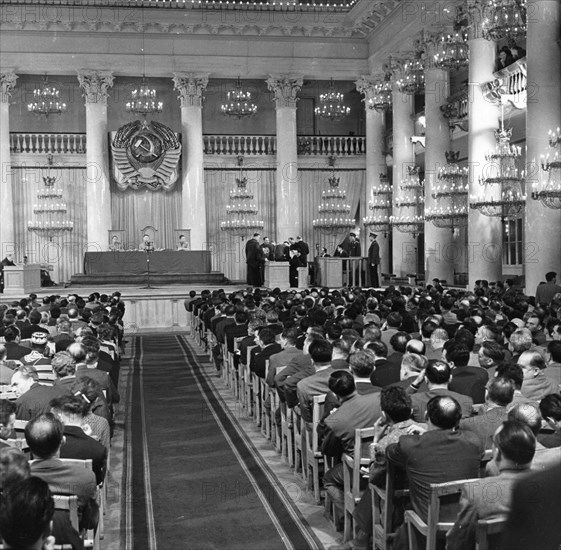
371,358,401,387
215,317,235,344
5,341,31,360
320,392,382,458
501,462,561,550
224,323,249,354
21,323,50,340
459,405,509,450
252,343,283,378
449,366,489,404
277,354,313,405
368,240,380,264
387,428,482,521
411,387,474,422
245,238,264,266
60,425,107,485
15,383,71,421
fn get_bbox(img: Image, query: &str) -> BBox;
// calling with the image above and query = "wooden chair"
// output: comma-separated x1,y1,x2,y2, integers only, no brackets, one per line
233,337,245,409
246,345,258,421
293,409,306,480
404,478,480,550
476,516,507,550
342,427,375,542
305,394,326,504
372,459,410,550
36,365,56,386
261,360,271,439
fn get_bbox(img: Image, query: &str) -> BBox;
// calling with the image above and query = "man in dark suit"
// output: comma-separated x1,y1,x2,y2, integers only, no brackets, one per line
251,328,282,379
447,419,537,550
292,236,310,264
3,326,31,361
369,340,400,387
245,233,264,287
0,253,15,292
367,232,380,287
409,360,474,421
51,395,107,485
500,458,561,550
387,395,482,550
447,341,489,404
459,376,513,450
11,365,70,421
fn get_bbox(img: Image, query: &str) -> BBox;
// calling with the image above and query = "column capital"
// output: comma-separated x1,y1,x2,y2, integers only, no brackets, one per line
266,75,303,108
466,0,485,40
172,73,209,108
77,70,114,104
0,71,18,103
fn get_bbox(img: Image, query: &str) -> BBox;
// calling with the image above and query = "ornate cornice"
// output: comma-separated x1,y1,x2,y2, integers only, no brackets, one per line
351,0,402,37
0,71,18,103
77,70,114,104
173,73,209,108
266,76,303,108
0,10,365,39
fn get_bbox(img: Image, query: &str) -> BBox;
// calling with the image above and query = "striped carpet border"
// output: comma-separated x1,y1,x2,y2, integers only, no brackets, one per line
176,334,324,550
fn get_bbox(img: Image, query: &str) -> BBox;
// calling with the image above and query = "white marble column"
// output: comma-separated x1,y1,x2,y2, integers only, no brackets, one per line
0,71,17,256
173,73,209,250
524,0,561,295
424,63,455,284
356,76,390,273
77,70,114,250
466,33,502,288
392,84,417,277
266,76,303,241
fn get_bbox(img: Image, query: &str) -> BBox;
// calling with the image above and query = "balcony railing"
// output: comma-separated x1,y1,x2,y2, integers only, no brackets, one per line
297,135,366,155
10,133,86,154
203,135,276,156
484,57,527,110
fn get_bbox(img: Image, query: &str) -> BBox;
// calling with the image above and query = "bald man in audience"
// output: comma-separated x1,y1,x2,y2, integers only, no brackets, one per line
517,350,559,401
25,412,99,530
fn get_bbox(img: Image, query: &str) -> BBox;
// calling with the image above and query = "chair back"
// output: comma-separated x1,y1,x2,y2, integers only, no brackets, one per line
308,394,327,454
476,516,507,550
53,494,80,531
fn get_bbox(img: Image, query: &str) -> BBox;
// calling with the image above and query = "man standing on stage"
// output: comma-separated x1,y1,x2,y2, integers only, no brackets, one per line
246,233,265,287
0,253,16,293
368,232,380,288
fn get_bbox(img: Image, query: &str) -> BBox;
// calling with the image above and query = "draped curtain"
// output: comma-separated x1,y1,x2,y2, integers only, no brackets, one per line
205,169,276,281
12,166,87,284
110,183,181,250
299,169,365,256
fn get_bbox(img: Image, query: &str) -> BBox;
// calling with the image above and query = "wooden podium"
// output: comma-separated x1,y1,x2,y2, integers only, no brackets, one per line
264,261,289,289
2,264,42,295
315,257,343,287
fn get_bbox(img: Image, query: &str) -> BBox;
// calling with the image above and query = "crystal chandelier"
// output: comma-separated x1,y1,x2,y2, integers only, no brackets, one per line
531,127,561,209
390,214,425,237
470,108,526,219
363,174,392,236
28,175,73,241
434,30,469,70
396,59,425,95
221,156,263,236
315,78,351,121
391,167,425,236
221,77,257,118
427,151,469,231
366,74,393,112
313,156,354,233
126,78,163,116
28,75,67,118
481,0,527,41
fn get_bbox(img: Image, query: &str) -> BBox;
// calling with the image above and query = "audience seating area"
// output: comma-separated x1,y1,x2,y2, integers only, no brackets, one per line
187,281,561,550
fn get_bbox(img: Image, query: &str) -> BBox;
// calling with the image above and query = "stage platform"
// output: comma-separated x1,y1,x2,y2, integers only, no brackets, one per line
70,272,228,286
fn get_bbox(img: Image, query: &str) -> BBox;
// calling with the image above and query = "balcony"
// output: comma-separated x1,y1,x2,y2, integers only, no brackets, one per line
10,133,86,155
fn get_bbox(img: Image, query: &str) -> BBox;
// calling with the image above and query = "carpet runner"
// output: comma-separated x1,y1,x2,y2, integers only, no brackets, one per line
123,334,322,550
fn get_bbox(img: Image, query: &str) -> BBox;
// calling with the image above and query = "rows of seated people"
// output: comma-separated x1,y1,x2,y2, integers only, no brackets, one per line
187,283,561,550
0,291,126,550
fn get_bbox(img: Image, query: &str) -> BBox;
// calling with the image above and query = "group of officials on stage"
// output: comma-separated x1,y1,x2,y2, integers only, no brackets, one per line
245,231,381,288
